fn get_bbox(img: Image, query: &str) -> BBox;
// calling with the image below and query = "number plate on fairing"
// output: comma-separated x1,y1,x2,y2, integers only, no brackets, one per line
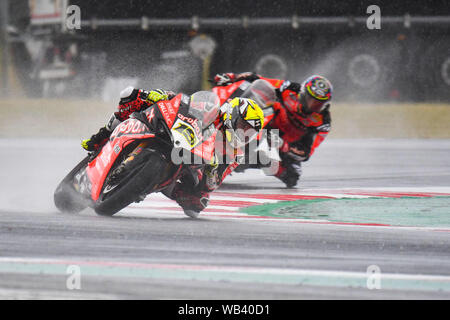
171,115,203,150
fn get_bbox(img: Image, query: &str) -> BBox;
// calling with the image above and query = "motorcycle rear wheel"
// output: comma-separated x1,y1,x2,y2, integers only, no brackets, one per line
54,156,91,214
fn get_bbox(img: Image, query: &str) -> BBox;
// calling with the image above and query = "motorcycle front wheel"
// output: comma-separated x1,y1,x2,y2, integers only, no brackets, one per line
93,148,172,216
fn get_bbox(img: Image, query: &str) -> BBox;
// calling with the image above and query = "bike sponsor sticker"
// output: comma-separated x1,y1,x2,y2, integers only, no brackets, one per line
145,107,155,123
158,94,181,128
171,118,201,149
110,119,147,140
192,132,217,161
177,114,203,140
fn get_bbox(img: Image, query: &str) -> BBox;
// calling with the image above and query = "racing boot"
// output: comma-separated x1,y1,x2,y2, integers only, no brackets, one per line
81,126,111,151
81,113,120,151
174,188,210,218
168,177,210,218
275,162,302,188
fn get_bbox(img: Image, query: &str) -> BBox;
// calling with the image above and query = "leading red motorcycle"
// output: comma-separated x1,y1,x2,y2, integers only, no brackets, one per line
54,91,221,216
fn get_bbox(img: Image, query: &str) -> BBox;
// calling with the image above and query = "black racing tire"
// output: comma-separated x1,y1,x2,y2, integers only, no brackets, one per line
54,156,91,214
93,150,170,217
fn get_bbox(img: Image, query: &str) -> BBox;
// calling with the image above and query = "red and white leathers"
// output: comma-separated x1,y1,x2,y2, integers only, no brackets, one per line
169,105,251,216
213,72,331,187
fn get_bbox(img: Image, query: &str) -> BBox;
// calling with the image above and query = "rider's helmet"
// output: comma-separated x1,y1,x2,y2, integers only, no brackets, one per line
297,75,333,115
222,97,264,148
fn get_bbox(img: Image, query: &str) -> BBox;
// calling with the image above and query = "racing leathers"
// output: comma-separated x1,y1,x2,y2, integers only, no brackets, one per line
213,72,331,187
165,97,263,217
167,138,243,218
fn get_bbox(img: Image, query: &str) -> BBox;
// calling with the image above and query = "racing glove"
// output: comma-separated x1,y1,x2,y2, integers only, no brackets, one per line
146,89,170,103
203,154,220,192
235,72,260,82
116,87,171,121
214,72,260,86
279,80,301,93
213,73,236,86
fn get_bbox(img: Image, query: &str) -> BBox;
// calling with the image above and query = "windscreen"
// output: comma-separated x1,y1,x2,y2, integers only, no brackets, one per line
240,79,277,109
189,91,220,129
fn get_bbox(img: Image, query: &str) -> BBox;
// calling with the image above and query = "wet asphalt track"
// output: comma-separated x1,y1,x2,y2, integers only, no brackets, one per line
0,138,449,299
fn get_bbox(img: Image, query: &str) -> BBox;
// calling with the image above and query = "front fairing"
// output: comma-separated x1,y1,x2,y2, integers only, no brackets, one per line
167,92,221,162
85,117,156,201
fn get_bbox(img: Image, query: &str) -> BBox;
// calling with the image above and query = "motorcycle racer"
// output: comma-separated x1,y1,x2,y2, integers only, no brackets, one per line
82,86,264,217
213,72,333,188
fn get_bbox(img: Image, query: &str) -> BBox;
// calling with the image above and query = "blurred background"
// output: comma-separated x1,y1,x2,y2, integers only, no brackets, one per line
0,0,449,138
2,0,450,101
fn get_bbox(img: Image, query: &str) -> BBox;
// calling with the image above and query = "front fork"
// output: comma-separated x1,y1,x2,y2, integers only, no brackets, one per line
108,141,149,184
123,141,148,165
133,140,183,195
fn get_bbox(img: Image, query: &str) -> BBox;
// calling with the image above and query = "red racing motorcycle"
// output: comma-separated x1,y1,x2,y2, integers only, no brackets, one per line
54,91,221,216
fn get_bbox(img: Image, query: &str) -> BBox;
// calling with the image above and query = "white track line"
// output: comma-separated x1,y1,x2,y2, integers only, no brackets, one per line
1,257,449,283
